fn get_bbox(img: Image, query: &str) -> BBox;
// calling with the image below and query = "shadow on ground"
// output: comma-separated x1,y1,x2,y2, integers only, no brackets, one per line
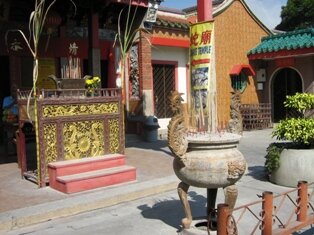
246,165,268,181
126,137,172,156
293,227,314,235
138,191,208,230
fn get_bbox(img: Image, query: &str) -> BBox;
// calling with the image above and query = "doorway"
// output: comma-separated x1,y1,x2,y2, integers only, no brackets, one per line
272,68,302,122
152,64,175,118
0,56,10,144
100,60,108,88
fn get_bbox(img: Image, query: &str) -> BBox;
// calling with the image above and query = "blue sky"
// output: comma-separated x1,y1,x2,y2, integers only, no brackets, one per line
160,0,287,29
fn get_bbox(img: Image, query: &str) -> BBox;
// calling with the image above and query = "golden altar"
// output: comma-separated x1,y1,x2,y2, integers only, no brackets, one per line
17,88,124,187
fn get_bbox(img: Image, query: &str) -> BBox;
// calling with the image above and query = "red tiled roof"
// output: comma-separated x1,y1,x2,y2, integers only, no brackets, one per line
230,64,255,76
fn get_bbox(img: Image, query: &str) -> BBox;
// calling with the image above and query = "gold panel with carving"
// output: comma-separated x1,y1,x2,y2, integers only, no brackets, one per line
43,103,119,118
63,121,104,160
109,119,120,153
43,124,58,164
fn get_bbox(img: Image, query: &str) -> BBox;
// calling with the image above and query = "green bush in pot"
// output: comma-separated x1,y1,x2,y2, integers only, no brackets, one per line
272,92,314,148
265,92,314,174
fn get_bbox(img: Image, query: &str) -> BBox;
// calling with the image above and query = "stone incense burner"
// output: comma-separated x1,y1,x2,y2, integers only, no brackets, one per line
167,91,246,232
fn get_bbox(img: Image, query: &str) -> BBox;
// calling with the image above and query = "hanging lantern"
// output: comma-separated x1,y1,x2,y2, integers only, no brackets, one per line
45,11,62,34
44,11,62,52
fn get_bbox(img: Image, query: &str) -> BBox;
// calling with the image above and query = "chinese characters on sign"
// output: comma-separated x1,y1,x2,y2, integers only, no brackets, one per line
69,42,78,55
10,39,23,52
61,42,81,79
190,21,216,132
190,29,212,59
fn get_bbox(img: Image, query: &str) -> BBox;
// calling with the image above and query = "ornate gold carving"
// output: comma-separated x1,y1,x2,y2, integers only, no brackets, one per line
227,160,246,179
44,124,58,164
63,121,104,160
109,119,120,153
43,103,119,117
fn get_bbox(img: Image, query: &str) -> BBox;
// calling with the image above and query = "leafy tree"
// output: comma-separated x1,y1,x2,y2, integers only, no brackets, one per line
275,0,314,31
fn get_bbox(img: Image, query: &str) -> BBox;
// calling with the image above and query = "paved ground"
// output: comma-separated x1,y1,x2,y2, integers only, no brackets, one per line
0,128,313,234
0,134,174,213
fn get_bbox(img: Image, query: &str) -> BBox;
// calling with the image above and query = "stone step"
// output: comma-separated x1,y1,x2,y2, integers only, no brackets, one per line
48,154,126,178
52,165,137,194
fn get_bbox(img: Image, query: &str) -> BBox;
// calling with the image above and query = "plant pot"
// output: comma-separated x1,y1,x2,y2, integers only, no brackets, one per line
270,148,314,187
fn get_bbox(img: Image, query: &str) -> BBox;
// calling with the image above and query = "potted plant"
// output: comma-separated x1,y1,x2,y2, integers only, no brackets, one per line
265,92,314,187
85,76,101,96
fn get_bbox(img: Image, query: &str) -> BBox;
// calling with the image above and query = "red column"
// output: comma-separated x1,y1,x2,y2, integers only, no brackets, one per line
139,31,153,91
90,13,99,48
107,47,116,88
88,11,101,77
197,0,213,22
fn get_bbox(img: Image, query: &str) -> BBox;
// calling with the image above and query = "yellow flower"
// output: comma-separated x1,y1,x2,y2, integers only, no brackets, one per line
85,76,101,89
85,79,93,86
93,76,100,83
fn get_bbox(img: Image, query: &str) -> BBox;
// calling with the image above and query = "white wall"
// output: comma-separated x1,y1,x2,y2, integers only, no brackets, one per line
152,46,189,103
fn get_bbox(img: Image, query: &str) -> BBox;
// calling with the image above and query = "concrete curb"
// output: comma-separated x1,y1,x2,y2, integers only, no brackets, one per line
0,175,179,232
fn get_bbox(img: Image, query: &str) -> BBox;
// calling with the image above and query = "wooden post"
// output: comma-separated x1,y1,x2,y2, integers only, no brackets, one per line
297,181,308,222
217,203,229,235
262,191,273,235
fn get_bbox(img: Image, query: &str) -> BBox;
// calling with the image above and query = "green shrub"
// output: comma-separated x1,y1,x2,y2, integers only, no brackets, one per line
265,143,283,173
266,93,314,175
265,142,301,173
284,92,314,113
272,93,314,148
272,118,314,147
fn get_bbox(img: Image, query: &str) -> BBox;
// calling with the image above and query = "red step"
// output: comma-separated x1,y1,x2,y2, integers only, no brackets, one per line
48,154,126,178
53,165,136,194
48,154,137,194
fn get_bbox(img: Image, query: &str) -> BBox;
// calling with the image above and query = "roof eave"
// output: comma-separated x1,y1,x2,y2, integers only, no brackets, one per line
248,48,314,60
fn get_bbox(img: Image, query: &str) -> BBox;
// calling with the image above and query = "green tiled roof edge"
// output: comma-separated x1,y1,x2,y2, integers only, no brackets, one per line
248,28,314,55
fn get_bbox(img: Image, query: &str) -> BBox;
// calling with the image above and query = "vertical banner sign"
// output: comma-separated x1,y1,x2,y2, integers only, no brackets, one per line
190,21,216,132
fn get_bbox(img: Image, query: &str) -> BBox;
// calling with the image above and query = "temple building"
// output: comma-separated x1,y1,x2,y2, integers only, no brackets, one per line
1,0,313,168
151,0,271,132
248,28,314,122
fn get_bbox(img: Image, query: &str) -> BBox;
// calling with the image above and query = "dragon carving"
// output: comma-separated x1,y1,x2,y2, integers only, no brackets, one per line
228,90,243,135
167,91,188,164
